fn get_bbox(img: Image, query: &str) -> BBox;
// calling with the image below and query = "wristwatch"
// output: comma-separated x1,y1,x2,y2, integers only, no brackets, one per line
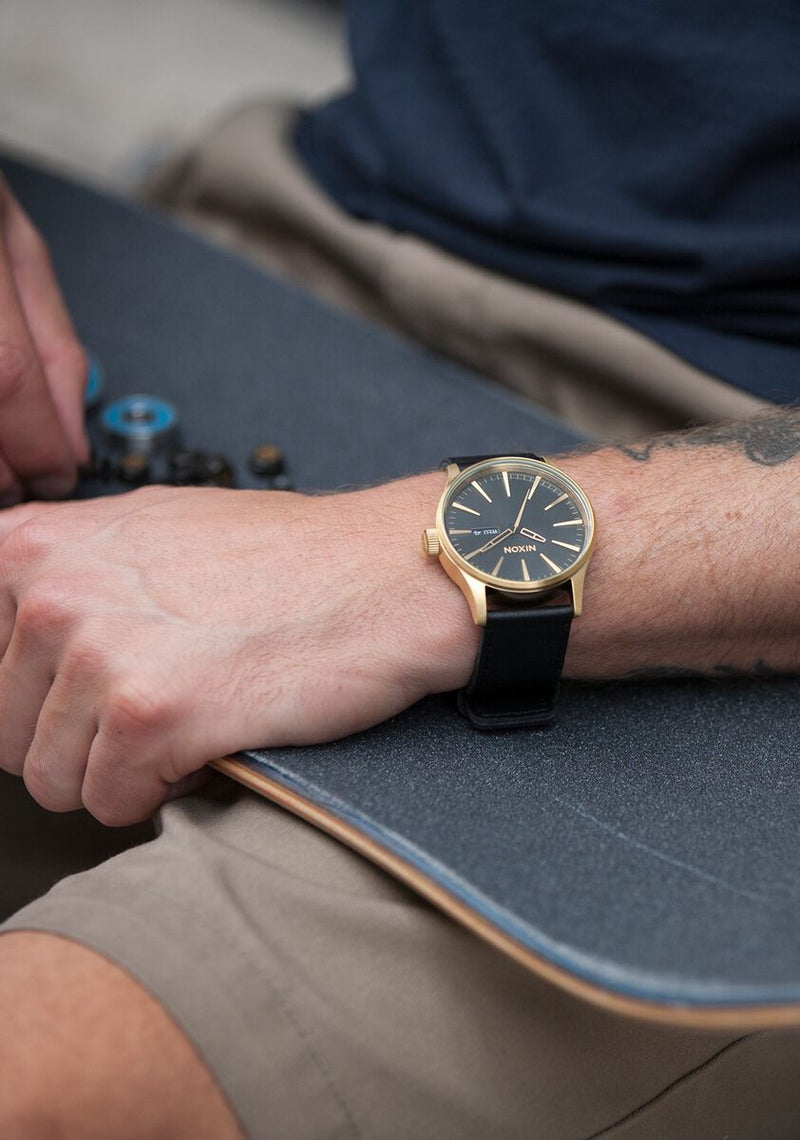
422,454,595,729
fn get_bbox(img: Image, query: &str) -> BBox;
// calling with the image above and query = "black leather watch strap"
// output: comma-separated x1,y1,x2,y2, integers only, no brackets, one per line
458,602,574,729
443,453,576,728
444,452,545,469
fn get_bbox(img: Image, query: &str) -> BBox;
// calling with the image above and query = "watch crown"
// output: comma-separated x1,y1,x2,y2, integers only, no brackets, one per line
421,527,441,557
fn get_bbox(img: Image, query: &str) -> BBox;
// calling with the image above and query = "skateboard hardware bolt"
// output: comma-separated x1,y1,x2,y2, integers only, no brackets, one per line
249,443,285,477
169,450,235,488
268,472,294,492
200,454,235,488
81,453,113,483
117,453,151,484
170,449,206,473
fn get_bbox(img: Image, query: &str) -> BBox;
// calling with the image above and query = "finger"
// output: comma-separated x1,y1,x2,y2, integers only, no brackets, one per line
0,186,77,496
163,767,214,802
85,682,210,826
0,626,53,778
23,671,98,812
4,185,89,464
0,452,22,508
82,728,172,827
0,503,70,653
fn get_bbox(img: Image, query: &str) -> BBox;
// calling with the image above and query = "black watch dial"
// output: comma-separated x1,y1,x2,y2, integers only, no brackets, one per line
442,462,591,585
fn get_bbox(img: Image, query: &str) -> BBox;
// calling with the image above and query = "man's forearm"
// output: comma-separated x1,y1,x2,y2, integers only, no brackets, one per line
1,407,797,824
553,408,800,680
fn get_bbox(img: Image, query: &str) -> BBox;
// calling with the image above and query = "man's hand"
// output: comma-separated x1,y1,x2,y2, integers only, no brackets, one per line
0,478,477,825
0,173,89,504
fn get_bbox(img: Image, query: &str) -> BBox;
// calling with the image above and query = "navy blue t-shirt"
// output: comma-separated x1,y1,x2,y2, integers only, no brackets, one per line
296,1,800,402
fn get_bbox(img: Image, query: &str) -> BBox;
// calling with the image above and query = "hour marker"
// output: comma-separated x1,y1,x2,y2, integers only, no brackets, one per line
472,480,493,503
502,471,511,497
453,502,481,516
539,553,561,574
521,558,531,581
450,529,472,535
552,519,582,527
552,540,580,552
544,493,568,512
526,475,542,501
491,555,505,576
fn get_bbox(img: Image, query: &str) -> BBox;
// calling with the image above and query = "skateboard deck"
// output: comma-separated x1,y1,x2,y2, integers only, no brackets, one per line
212,671,800,1031
6,154,800,1030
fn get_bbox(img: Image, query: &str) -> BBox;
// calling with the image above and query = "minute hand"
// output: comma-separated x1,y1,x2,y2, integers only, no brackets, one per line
512,476,541,530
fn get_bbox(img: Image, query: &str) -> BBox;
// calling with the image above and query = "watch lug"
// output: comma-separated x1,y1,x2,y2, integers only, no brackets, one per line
440,555,488,625
445,463,461,485
570,564,588,616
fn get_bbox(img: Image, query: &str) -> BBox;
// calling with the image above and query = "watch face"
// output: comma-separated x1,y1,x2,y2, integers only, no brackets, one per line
439,459,593,588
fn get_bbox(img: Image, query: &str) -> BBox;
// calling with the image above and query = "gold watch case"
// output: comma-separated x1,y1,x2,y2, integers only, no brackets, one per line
422,456,595,626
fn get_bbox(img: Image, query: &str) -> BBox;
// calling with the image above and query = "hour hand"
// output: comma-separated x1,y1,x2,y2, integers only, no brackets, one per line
466,527,513,559
519,527,546,543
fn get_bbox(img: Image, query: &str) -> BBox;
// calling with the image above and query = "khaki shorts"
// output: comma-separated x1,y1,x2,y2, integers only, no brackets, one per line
5,773,800,1140
3,103,794,1139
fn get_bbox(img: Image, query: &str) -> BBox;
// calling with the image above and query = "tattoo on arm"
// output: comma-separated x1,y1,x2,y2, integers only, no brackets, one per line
606,407,800,467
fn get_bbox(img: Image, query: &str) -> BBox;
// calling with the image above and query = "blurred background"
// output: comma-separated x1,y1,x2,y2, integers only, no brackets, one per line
0,0,349,190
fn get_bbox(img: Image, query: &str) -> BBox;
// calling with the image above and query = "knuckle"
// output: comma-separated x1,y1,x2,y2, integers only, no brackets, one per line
16,579,76,639
105,682,174,739
0,341,33,402
4,518,60,565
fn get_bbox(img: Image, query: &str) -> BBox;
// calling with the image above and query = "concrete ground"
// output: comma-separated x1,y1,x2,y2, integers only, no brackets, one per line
0,0,349,190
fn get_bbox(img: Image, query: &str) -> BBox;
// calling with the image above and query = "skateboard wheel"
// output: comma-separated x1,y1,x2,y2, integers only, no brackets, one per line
101,395,179,453
249,443,285,477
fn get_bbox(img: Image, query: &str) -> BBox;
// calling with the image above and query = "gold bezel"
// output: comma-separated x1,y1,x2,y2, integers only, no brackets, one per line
435,456,595,597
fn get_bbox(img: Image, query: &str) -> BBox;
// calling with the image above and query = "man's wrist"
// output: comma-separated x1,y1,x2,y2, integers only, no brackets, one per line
360,471,480,697
390,455,621,699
